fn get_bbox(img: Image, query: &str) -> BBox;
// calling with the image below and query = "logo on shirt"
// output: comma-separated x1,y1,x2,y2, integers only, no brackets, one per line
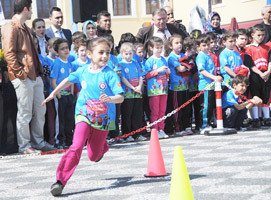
125,68,129,73
208,59,212,64
81,80,87,89
153,64,157,69
229,56,233,61
99,82,107,90
61,68,65,74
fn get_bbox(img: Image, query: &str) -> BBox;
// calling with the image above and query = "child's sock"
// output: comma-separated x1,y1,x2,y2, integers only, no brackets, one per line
251,106,259,119
262,106,270,119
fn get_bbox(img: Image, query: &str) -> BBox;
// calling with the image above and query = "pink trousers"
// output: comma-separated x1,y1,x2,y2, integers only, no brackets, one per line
149,95,168,131
56,122,109,186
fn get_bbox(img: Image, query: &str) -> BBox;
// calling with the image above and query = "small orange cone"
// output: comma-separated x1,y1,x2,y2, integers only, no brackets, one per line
145,129,168,177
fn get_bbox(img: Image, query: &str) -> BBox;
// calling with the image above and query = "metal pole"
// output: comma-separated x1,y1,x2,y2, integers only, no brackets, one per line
208,0,212,14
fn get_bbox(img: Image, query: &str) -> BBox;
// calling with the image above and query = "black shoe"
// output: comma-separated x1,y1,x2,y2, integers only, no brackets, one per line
50,180,63,196
263,118,271,126
252,119,261,128
242,118,252,127
95,155,104,162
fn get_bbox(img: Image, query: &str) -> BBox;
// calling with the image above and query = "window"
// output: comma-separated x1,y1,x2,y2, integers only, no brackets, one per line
37,0,56,18
1,0,14,19
113,0,131,16
1,0,56,20
145,0,167,15
211,0,222,5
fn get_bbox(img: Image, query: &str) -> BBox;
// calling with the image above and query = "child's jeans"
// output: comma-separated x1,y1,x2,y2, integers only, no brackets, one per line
149,95,167,131
56,122,109,186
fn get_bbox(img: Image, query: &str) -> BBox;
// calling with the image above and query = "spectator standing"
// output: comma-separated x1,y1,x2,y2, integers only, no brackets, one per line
96,10,112,37
32,18,49,57
45,7,72,48
261,5,271,44
1,0,56,154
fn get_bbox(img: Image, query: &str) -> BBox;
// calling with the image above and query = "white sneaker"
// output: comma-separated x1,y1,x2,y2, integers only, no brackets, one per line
136,135,147,141
185,128,194,135
158,130,169,139
126,136,135,142
175,131,183,136
200,126,213,135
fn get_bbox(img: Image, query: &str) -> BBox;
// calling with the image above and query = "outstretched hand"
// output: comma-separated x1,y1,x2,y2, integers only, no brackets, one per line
42,93,55,107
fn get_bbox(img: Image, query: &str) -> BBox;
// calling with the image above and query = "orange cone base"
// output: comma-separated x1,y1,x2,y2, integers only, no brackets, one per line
144,129,168,178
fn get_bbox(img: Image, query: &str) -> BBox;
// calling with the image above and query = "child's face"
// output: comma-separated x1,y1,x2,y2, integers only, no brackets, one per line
48,46,57,58
171,38,182,53
151,43,163,57
224,37,236,50
57,42,70,60
121,48,133,62
209,39,217,51
77,45,87,61
87,42,110,68
211,15,220,28
236,35,248,48
233,82,247,94
136,46,144,59
252,30,265,44
198,42,209,54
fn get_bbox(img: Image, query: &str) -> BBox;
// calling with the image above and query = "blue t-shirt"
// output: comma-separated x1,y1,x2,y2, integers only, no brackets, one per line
68,52,78,63
196,52,215,91
50,58,73,95
120,60,143,98
220,48,243,84
167,52,189,91
145,56,168,96
108,54,120,71
45,56,55,93
68,65,124,131
222,89,242,109
39,54,50,94
72,58,91,72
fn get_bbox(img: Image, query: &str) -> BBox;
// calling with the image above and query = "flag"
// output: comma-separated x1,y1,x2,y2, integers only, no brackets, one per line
0,1,5,25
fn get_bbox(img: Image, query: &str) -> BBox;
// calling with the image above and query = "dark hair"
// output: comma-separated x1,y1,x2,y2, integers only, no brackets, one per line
148,36,163,48
72,31,86,43
206,32,217,41
183,37,196,50
252,24,266,33
32,18,45,30
232,75,249,86
31,33,41,54
49,6,61,16
74,38,87,53
14,0,32,14
134,43,144,50
195,34,210,45
222,31,238,41
86,37,111,52
116,32,136,53
236,29,247,37
164,34,183,57
53,38,69,52
103,34,114,45
97,10,111,21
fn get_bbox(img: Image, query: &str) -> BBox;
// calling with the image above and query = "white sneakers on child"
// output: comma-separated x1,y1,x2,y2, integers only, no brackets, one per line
158,130,169,139
176,128,194,136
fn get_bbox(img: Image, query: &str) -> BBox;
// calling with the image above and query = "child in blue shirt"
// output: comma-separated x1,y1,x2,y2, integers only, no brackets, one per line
119,43,146,142
71,38,90,95
50,38,75,149
220,31,249,86
166,34,192,136
196,34,223,130
222,75,262,130
43,38,124,196
145,37,170,139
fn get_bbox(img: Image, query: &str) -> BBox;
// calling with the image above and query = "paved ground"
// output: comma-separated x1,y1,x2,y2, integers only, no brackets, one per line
0,128,271,200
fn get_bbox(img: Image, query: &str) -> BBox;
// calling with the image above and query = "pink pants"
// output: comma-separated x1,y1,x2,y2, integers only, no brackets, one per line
56,122,109,186
149,95,168,131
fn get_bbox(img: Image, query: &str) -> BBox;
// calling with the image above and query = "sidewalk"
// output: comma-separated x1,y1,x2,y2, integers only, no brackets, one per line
0,129,271,200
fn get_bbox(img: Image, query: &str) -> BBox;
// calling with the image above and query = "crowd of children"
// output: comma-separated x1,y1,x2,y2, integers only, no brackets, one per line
33,19,271,151
27,10,271,197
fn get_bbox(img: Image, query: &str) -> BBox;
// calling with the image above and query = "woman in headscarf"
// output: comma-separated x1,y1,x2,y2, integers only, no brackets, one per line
82,20,98,40
204,11,226,37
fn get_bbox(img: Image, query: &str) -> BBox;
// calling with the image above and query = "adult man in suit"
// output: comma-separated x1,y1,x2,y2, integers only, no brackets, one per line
262,5,271,44
45,7,72,48
136,8,184,56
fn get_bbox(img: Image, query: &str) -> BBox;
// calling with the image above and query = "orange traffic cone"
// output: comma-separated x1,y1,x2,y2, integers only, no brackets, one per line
145,129,168,177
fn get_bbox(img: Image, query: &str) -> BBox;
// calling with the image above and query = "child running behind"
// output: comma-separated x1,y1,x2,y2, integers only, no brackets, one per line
42,37,124,196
